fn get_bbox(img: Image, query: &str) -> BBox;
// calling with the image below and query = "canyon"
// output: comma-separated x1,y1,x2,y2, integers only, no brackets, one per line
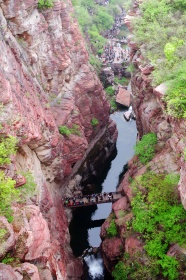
1,0,186,279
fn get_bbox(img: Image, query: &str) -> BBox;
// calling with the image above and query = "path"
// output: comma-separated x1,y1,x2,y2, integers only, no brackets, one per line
63,191,123,208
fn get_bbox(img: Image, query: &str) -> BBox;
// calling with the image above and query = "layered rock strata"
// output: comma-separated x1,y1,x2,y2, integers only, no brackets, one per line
0,0,116,278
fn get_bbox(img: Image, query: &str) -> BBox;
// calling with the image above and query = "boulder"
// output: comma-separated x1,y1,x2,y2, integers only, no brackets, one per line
112,197,129,219
116,87,131,107
125,236,143,257
101,238,123,261
153,82,168,99
14,263,41,280
0,217,15,260
0,264,17,280
14,205,51,262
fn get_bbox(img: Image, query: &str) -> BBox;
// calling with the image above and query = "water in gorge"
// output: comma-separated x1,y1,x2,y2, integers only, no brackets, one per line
69,110,137,279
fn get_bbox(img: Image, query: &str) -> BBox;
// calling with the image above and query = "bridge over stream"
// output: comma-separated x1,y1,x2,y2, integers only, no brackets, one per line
63,191,123,208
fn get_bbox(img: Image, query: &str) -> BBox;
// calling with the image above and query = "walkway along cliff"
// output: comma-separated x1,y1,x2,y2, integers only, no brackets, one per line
0,1,117,279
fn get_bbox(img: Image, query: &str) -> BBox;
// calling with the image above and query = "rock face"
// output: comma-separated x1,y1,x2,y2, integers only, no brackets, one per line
0,0,117,278
0,217,15,260
100,1,186,274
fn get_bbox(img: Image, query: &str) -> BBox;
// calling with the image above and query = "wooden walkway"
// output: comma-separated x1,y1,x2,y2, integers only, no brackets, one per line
63,191,123,208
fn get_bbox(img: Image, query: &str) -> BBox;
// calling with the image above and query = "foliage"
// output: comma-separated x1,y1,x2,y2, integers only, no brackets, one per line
130,172,184,279
0,136,17,165
113,172,184,280
1,253,15,264
105,86,115,96
0,228,8,243
126,63,135,73
134,132,157,164
165,61,186,118
106,219,118,238
112,257,158,280
0,171,19,222
59,124,80,136
19,172,36,201
38,0,53,9
91,118,99,127
110,97,117,110
72,0,124,71
184,148,186,161
114,76,127,85
105,86,117,111
132,0,186,118
59,126,71,136
89,54,102,74
112,261,129,280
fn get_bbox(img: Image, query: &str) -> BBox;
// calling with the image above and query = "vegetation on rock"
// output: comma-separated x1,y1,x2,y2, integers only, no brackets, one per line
113,172,186,280
91,118,99,127
38,0,53,9
0,136,17,165
0,136,36,222
134,132,157,164
132,0,186,118
106,219,118,238
59,124,80,136
105,86,115,97
72,0,124,72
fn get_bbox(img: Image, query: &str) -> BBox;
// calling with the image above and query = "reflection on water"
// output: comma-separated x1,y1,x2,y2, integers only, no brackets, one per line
69,110,137,278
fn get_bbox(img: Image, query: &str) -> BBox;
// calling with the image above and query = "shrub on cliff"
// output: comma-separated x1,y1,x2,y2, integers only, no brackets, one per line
0,136,17,165
38,0,53,9
134,132,157,164
131,172,184,279
0,136,18,222
59,124,80,136
0,172,19,222
132,0,186,118
113,172,185,280
91,118,99,127
0,136,36,222
106,219,118,237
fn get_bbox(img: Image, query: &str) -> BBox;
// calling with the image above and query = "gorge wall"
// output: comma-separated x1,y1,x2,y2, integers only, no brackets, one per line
100,1,186,278
0,0,117,279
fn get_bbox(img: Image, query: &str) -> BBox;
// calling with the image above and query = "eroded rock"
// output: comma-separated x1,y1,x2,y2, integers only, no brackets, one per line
0,217,15,260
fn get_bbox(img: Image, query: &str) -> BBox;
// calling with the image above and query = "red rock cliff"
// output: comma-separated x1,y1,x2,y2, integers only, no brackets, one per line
0,0,117,279
100,1,186,274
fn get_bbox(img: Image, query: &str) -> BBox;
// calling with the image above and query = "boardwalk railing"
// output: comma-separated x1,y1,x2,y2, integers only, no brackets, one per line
63,191,123,208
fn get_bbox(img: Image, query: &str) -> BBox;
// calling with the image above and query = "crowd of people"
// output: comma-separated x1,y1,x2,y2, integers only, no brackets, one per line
63,192,115,207
100,43,130,64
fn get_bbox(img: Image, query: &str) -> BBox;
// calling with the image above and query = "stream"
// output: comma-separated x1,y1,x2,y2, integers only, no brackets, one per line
69,109,137,279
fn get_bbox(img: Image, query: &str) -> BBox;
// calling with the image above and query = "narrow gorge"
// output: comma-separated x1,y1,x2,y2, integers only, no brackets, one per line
0,0,186,280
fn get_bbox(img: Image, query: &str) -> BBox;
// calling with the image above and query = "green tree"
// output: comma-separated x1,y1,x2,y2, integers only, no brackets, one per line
93,9,114,31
